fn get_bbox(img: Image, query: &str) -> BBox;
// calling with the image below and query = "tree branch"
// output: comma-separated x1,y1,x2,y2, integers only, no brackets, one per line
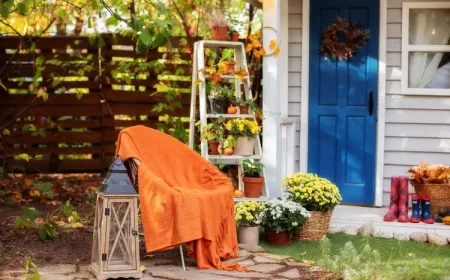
61,0,84,10
99,0,133,28
0,19,22,36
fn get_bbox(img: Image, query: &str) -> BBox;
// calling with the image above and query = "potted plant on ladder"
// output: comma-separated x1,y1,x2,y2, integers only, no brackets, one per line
225,119,261,155
219,48,236,74
205,7,228,41
196,119,225,155
208,84,232,114
242,159,264,198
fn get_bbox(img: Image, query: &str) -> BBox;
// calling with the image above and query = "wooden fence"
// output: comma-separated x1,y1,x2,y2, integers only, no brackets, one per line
0,35,193,173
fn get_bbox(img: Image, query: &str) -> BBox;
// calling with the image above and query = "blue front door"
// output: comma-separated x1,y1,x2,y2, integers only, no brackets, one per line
308,0,379,205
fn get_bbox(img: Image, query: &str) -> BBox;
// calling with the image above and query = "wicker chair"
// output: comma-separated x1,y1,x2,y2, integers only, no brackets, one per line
125,158,186,271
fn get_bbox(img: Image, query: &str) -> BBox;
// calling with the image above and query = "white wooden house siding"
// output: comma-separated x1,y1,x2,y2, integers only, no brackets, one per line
288,0,303,172
286,0,450,205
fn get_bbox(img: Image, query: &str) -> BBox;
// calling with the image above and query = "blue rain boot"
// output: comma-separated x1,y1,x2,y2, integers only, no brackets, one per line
410,195,420,223
421,195,435,224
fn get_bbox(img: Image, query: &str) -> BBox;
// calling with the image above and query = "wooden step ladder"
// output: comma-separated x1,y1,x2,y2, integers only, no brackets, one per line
188,40,269,201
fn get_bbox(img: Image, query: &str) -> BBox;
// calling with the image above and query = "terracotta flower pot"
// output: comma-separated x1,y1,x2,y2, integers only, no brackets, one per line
238,105,249,114
211,25,228,41
238,226,259,245
234,137,254,155
243,176,264,198
209,140,220,155
226,61,236,74
230,31,240,42
264,228,291,246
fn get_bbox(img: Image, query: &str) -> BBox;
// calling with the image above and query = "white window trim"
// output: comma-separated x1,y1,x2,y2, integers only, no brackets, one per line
402,2,450,96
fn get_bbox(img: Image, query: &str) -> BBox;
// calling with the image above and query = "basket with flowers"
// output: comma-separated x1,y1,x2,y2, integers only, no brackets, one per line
259,199,310,246
234,201,264,245
225,118,261,155
282,173,342,240
408,162,450,215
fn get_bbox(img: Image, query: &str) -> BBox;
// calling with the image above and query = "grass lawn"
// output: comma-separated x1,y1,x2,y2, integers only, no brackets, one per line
260,233,450,279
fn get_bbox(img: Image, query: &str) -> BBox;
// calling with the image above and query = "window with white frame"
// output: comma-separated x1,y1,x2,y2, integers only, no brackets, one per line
402,2,450,95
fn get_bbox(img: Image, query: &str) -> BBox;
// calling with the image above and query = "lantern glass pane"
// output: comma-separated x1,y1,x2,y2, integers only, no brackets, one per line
108,201,133,269
91,196,103,265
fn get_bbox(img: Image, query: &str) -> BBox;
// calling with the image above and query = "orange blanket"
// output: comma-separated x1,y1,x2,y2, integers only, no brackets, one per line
116,126,245,270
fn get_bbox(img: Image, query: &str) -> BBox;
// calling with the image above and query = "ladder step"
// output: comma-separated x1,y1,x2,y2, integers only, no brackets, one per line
234,196,270,202
198,40,244,47
208,155,262,165
207,114,255,119
205,75,248,80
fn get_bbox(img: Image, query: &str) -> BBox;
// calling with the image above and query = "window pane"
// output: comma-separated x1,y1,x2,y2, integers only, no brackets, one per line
409,9,450,45
409,52,450,88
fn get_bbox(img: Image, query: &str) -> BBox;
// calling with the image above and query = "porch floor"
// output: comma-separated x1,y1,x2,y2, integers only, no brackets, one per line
330,205,450,238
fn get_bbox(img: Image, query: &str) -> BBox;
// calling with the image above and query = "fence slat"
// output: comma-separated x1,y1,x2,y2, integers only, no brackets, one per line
0,34,195,173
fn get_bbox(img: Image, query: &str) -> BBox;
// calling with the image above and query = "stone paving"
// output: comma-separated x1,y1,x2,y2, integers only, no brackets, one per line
1,244,330,280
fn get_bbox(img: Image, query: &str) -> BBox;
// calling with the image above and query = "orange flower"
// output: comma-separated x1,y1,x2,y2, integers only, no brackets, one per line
274,47,280,57
269,39,278,50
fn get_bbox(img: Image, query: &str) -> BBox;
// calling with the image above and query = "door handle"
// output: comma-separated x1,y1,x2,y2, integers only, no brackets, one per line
368,91,374,116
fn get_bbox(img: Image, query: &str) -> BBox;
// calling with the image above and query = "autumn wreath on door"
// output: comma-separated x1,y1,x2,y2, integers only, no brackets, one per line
319,17,370,60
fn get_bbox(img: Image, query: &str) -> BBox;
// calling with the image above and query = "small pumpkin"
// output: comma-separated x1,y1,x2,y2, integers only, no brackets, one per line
227,105,237,114
443,216,450,225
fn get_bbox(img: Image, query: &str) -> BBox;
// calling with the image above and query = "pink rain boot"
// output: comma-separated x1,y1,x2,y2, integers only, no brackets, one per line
384,176,400,222
397,176,409,223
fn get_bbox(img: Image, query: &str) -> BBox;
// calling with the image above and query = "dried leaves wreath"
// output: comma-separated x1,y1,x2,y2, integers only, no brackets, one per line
319,17,370,60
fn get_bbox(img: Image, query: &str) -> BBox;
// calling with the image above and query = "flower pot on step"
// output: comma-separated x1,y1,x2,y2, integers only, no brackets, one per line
243,176,264,198
238,105,249,114
211,25,228,41
209,140,220,155
264,228,291,246
230,31,240,42
234,137,254,155
237,226,259,245
226,61,236,74
209,97,228,114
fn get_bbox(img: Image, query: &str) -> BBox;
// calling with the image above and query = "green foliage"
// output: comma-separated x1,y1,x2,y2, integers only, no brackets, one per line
242,159,264,177
222,135,236,149
209,84,232,99
318,238,383,280
15,207,41,229
38,222,58,241
0,186,13,206
83,189,97,204
34,182,54,199
196,118,225,142
23,256,41,280
22,124,46,137
211,159,226,169
156,116,189,143
262,233,450,280
60,200,81,223
220,49,235,62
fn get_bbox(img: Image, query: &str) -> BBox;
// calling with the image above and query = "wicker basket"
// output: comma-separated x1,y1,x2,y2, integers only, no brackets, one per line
298,210,332,241
411,182,450,215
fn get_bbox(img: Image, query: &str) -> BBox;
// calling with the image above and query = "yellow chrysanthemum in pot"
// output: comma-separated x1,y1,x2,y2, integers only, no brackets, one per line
282,173,342,241
234,201,265,245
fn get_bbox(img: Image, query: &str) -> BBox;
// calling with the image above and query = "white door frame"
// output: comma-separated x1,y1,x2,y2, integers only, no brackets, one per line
300,0,387,207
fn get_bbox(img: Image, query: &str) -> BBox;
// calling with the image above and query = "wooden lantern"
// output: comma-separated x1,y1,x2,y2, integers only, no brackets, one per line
89,158,141,279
